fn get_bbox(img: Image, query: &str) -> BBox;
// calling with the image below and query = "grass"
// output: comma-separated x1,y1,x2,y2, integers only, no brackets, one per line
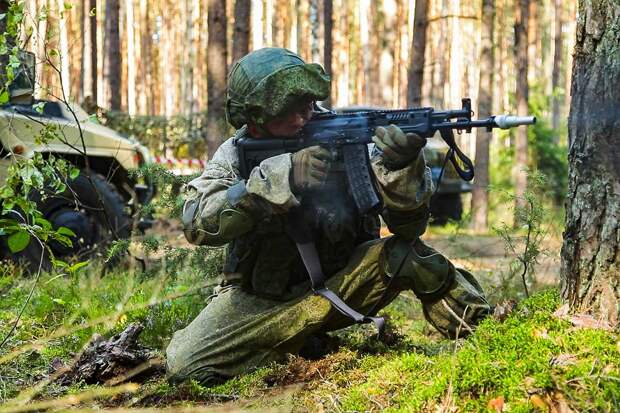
0,248,618,412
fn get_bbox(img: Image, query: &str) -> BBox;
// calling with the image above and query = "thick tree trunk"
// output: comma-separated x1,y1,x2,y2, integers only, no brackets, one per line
561,0,620,327
103,0,121,110
471,0,495,233
206,0,228,157
322,0,333,108
407,0,427,107
232,0,251,63
513,0,529,226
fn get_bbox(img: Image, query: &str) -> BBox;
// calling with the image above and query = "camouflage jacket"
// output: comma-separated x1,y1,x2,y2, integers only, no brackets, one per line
182,127,434,301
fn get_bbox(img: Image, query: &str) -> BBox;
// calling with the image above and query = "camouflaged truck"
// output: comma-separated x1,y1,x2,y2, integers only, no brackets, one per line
0,51,154,267
337,106,471,224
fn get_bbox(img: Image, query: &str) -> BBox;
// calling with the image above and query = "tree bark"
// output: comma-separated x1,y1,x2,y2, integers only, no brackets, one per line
232,0,251,62
103,0,121,110
551,0,564,137
81,0,97,105
322,0,333,108
561,0,620,327
126,0,136,115
471,0,495,233
513,0,529,226
407,0,428,107
206,0,228,157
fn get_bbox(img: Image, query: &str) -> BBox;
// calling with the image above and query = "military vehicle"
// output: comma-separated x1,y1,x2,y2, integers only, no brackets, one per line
0,51,154,267
337,106,471,224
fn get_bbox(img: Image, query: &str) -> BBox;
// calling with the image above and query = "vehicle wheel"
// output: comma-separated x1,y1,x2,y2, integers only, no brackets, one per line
17,172,131,270
429,193,463,225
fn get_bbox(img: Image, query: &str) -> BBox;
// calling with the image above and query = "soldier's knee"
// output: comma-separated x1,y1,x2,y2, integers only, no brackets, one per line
381,237,456,302
422,268,492,338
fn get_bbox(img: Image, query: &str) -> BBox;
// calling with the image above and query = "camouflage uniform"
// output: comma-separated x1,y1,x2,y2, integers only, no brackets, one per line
165,48,491,385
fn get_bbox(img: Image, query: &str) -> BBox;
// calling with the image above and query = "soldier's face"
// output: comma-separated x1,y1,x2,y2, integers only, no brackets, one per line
263,100,314,137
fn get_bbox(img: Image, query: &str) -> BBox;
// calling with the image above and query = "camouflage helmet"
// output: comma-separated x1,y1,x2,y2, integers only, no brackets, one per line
226,47,330,128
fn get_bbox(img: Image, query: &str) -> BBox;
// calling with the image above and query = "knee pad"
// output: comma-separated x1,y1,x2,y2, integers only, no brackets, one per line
382,237,456,302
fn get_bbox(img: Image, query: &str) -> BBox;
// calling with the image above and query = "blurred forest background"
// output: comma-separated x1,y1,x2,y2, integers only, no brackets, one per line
14,0,574,230
3,2,619,410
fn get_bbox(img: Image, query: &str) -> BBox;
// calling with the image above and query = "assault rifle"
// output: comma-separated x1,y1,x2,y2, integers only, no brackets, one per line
234,98,536,215
234,98,535,335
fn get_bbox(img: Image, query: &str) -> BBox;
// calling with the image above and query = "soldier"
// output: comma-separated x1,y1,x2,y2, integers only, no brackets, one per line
165,47,491,385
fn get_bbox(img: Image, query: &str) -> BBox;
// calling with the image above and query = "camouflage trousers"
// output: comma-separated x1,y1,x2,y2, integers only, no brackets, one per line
165,236,491,385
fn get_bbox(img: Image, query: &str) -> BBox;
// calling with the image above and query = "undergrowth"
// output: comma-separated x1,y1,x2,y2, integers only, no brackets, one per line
2,268,618,413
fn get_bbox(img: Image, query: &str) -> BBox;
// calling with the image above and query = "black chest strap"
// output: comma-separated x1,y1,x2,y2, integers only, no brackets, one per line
288,218,385,337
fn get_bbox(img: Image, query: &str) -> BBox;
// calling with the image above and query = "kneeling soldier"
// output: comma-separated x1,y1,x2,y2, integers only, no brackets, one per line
166,47,491,385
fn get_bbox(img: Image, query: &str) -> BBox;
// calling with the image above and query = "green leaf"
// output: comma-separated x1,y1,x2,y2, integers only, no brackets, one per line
68,261,88,273
52,298,66,305
49,49,58,57
63,2,73,10
51,258,68,268
89,8,96,17
70,167,80,179
35,217,52,231
0,89,9,105
56,226,76,237
0,13,5,21
54,234,73,248
32,102,46,113
8,231,31,253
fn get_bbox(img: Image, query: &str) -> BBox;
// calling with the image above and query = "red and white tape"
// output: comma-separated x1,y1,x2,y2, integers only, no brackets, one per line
153,156,206,175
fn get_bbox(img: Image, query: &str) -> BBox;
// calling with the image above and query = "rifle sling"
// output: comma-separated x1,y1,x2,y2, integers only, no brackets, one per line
294,241,385,337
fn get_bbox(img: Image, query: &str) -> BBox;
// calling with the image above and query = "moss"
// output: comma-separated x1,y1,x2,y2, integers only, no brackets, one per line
2,265,617,412
293,289,619,412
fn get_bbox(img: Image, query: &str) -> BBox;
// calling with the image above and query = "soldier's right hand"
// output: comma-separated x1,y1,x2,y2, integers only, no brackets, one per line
290,146,333,193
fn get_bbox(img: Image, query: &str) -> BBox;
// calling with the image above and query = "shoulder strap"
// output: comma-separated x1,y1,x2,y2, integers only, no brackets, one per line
287,212,385,337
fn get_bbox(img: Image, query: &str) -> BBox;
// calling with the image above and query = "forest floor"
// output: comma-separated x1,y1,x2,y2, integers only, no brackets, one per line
0,222,617,412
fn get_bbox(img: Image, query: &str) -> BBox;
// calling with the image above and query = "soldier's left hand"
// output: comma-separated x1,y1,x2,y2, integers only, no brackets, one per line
371,124,426,170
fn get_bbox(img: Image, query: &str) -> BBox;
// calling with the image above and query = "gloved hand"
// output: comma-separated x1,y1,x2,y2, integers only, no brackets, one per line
372,124,426,170
290,146,333,193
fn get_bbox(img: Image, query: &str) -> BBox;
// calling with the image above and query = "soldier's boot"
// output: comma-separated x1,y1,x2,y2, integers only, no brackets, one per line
381,236,492,338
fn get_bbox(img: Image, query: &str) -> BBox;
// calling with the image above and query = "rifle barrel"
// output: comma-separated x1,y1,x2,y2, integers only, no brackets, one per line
493,115,537,129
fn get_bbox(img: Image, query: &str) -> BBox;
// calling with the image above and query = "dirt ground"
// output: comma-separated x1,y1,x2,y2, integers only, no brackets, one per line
145,217,562,295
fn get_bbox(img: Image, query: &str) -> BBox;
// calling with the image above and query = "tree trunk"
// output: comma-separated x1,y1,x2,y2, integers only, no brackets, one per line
471,0,495,233
407,0,428,107
251,0,263,50
232,0,250,62
561,0,620,327
103,0,121,110
322,0,333,108
513,0,529,226
126,0,136,115
57,0,71,100
206,0,228,157
551,0,563,137
81,0,97,105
